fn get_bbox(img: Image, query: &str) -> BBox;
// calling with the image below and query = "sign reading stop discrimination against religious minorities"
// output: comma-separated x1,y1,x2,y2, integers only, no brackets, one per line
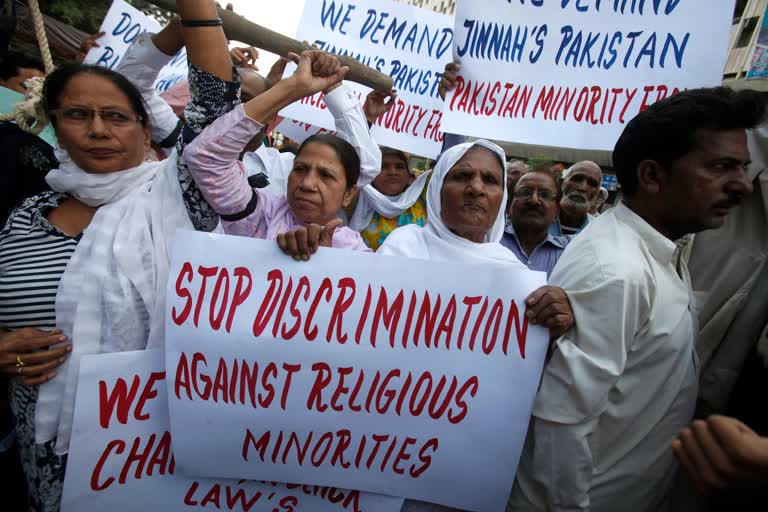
441,0,736,150
84,0,188,93
279,0,454,159
165,231,549,512
61,350,403,512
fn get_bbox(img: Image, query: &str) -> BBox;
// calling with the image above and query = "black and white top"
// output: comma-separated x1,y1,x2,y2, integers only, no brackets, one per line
0,192,77,331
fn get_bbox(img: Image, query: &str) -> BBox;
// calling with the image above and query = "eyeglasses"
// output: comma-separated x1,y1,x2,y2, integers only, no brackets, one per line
49,107,142,127
513,188,557,202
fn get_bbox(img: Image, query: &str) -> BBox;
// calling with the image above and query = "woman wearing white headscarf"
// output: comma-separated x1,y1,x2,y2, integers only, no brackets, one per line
380,139,574,512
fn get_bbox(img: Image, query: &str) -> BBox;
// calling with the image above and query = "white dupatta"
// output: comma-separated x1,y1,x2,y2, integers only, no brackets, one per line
348,170,431,231
377,140,527,269
36,149,193,454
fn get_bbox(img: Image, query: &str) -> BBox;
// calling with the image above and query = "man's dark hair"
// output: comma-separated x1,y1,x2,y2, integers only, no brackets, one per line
43,64,149,128
0,52,44,80
613,87,767,196
297,134,360,190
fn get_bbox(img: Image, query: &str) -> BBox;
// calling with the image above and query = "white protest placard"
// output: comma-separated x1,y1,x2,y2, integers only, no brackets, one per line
441,0,735,150
280,0,454,158
278,117,336,145
165,231,548,512
62,350,403,512
84,0,188,93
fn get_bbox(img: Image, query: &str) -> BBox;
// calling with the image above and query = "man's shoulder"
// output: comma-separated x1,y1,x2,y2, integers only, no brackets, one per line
552,212,651,285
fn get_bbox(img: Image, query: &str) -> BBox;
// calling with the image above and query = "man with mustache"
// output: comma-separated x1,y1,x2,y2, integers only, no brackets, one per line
509,87,766,512
501,170,571,277
550,160,603,236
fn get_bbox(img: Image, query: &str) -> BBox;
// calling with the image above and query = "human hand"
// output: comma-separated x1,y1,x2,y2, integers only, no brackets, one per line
525,286,574,339
230,46,259,70
438,61,461,101
0,328,71,385
286,50,349,98
673,415,768,493
364,89,397,124
77,31,105,62
266,56,289,89
276,219,343,261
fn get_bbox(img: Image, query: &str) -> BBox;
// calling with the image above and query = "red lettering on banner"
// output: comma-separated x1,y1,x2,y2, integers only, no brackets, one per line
307,362,332,412
134,371,165,421
91,439,124,490
99,376,140,428
172,262,194,325
226,267,252,332
305,278,332,341
371,287,404,348
253,269,283,337
281,276,310,340
327,277,356,343
414,292,441,347
194,266,219,327
502,300,529,358
209,268,230,330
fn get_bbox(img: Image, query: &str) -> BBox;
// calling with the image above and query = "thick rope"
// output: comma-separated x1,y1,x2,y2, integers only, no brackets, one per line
28,0,54,73
0,0,53,133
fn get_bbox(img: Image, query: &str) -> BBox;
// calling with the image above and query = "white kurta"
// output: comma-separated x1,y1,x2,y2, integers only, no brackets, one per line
508,202,699,512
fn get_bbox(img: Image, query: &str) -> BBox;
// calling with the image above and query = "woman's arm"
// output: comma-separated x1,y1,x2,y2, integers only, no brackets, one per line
183,50,349,227
174,0,240,231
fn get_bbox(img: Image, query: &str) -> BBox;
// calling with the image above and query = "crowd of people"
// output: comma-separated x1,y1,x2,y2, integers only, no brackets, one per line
1,1,768,511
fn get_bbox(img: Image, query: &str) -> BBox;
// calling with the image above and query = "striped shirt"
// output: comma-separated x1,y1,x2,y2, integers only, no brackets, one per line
0,192,78,330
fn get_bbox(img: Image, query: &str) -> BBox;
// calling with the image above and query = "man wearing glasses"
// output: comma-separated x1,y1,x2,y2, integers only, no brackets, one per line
501,169,571,277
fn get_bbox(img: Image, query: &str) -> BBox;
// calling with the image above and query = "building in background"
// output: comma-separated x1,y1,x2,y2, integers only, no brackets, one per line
398,0,456,15
724,0,768,87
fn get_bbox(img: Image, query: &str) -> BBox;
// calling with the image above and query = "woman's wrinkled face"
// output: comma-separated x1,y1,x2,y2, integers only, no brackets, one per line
440,147,504,243
51,73,150,174
287,142,355,226
372,153,411,196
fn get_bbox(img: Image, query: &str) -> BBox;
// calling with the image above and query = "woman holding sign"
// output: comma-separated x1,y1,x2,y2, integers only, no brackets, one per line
0,1,265,508
374,139,573,512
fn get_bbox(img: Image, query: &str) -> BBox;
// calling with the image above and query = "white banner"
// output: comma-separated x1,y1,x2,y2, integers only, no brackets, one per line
280,0,454,158
441,0,735,150
84,0,188,93
165,231,548,512
278,117,336,145
62,350,403,512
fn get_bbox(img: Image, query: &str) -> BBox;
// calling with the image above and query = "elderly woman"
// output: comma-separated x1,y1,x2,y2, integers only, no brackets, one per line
377,140,573,512
182,47,380,257
0,1,248,508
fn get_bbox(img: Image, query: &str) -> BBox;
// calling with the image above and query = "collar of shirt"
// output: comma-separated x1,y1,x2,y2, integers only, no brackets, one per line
548,212,594,236
613,201,678,266
504,222,569,254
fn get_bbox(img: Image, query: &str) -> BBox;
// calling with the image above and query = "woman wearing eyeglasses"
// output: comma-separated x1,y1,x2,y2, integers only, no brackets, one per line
0,2,241,509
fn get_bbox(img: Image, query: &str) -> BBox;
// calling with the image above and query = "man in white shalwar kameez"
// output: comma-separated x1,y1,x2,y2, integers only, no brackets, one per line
508,87,766,512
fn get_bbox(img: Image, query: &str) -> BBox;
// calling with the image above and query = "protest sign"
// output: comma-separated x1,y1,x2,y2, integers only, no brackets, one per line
84,0,187,93
62,350,403,512
442,0,735,150
165,231,548,512
278,117,337,144
279,0,454,159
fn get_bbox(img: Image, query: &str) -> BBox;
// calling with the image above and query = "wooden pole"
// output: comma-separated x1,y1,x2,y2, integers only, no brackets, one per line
149,0,394,92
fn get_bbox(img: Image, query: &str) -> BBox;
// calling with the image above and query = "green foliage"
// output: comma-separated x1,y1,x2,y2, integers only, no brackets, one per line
525,155,554,171
39,0,170,35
